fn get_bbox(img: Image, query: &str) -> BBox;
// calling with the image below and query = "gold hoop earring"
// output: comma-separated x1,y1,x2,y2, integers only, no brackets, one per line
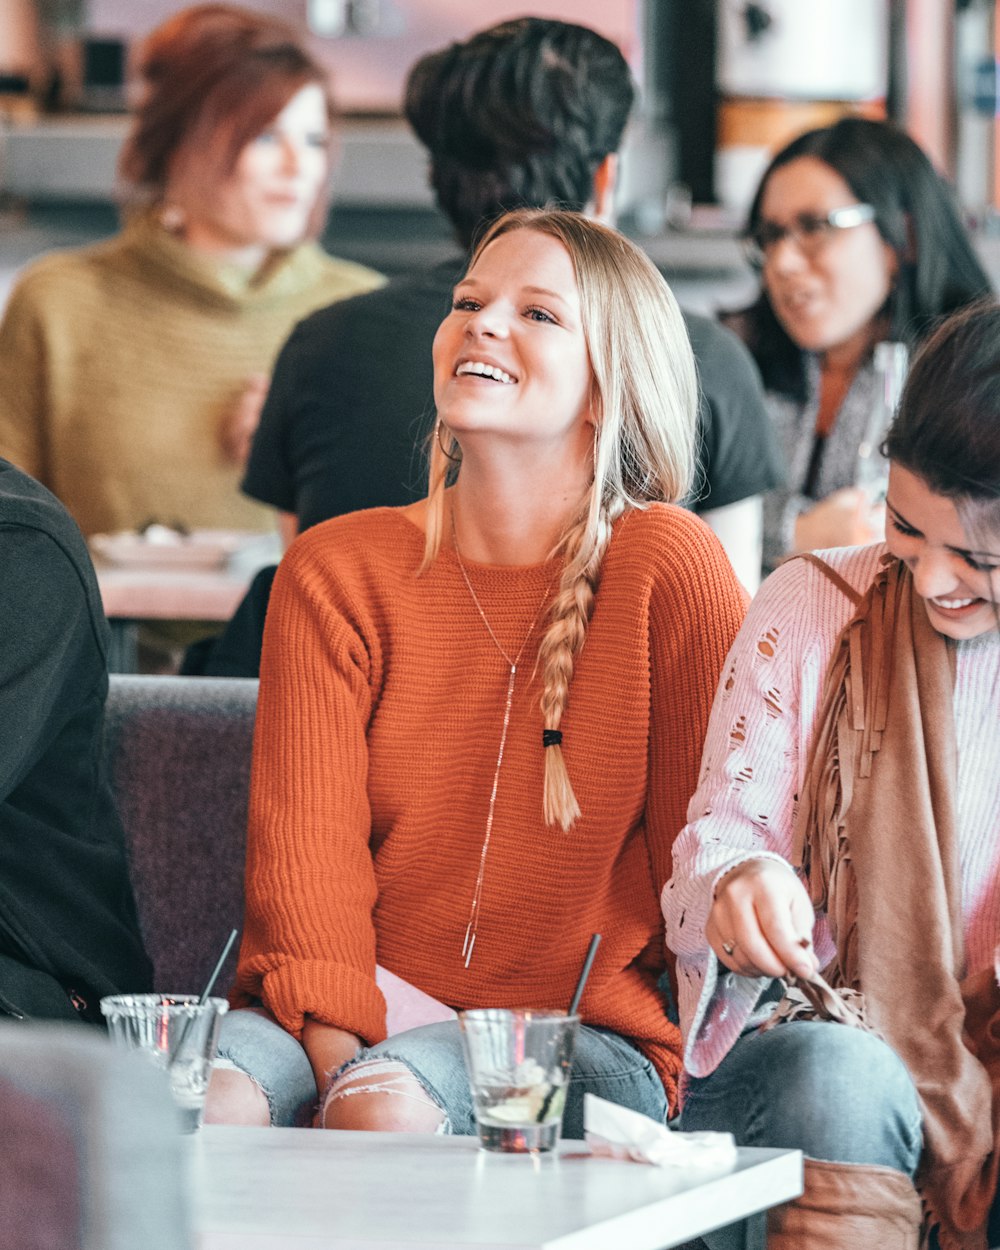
436,420,462,463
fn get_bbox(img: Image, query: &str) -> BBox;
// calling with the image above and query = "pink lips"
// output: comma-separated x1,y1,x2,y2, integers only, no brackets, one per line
775,288,819,318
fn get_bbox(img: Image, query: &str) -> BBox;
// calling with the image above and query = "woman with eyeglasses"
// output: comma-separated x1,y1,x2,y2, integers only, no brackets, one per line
723,117,991,573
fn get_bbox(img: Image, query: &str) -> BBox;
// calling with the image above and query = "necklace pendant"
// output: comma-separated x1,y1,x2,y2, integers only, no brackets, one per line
462,921,476,968
451,513,558,971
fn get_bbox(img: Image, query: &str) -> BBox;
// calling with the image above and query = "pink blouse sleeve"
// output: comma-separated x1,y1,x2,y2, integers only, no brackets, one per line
662,546,881,1076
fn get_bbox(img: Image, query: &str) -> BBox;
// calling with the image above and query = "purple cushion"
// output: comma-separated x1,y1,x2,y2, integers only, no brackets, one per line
103,676,257,995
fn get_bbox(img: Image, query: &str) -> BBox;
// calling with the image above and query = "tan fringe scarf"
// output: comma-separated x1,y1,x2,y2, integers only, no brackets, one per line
790,554,1000,1250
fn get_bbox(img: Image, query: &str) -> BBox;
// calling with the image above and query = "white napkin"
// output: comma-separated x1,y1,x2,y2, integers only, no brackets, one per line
584,1093,738,1168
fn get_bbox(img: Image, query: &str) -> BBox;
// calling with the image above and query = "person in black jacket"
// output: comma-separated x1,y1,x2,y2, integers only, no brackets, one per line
0,459,151,1022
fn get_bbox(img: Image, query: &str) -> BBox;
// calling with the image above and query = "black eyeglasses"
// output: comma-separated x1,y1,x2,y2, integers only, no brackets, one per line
742,203,878,268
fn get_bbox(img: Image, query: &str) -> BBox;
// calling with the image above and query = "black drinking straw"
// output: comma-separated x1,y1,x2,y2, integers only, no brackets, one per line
567,933,601,1017
536,934,602,1124
169,927,238,1066
196,927,238,1007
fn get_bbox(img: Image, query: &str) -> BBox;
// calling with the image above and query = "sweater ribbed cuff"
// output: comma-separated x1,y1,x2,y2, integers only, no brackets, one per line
254,959,387,1046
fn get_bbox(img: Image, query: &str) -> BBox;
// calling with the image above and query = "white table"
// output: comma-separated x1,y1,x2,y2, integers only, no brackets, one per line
188,1127,802,1250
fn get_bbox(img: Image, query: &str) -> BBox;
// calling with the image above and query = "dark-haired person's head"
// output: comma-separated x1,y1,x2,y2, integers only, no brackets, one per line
883,300,1000,640
119,3,335,241
887,299,1000,525
404,18,634,250
739,117,992,397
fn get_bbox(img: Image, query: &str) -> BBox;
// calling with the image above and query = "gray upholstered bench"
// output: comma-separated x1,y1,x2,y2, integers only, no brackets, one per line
103,675,257,995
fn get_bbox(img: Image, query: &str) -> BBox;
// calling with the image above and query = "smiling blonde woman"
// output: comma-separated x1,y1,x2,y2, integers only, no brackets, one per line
206,209,747,1137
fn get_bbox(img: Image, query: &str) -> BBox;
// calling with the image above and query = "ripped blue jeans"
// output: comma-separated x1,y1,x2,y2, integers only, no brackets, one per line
215,1007,668,1133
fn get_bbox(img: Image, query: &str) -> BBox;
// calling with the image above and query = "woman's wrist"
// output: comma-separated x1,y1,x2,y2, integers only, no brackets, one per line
302,1018,362,1092
712,853,796,901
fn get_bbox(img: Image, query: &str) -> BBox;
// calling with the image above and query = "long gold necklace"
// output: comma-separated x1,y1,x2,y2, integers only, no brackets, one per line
452,514,555,968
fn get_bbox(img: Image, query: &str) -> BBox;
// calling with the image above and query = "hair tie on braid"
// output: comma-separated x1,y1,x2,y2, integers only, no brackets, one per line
542,729,563,747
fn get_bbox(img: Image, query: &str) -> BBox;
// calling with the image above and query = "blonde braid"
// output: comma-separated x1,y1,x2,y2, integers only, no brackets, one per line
537,494,624,830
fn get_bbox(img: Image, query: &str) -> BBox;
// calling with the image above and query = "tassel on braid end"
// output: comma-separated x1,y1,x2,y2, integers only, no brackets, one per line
543,741,581,831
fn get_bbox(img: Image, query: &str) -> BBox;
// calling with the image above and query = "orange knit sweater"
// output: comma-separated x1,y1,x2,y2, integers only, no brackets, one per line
234,503,745,1108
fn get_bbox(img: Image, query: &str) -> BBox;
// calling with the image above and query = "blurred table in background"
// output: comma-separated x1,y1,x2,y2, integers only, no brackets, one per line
93,530,281,672
97,565,254,673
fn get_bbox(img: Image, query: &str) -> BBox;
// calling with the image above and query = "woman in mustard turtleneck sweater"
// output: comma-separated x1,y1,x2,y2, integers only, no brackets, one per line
0,4,381,541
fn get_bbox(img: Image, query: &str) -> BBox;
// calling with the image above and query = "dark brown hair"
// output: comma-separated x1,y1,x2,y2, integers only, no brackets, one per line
118,4,334,232
728,118,992,400
886,300,1000,525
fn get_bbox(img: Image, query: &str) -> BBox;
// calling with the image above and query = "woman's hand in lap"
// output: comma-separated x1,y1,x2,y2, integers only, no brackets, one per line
707,859,819,979
302,1019,362,1095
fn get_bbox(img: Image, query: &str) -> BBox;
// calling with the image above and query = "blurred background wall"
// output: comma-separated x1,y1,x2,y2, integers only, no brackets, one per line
80,0,637,113
3,1,1000,305
3,0,1000,220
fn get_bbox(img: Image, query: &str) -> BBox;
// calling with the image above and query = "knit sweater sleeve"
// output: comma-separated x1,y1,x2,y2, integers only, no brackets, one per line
643,509,748,904
661,545,883,1077
0,269,50,482
233,527,386,1044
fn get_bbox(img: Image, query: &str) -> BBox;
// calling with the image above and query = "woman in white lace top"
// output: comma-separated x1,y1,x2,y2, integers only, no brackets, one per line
664,301,1000,1250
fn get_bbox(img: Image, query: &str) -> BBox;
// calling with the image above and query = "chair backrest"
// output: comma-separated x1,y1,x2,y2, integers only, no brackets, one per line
0,1022,193,1250
103,675,258,995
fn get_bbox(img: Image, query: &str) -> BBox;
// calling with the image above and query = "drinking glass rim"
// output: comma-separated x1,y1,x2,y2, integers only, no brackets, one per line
99,993,230,1016
458,1007,580,1025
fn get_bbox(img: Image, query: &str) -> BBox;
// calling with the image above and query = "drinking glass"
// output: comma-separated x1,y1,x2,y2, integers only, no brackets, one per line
855,340,909,505
459,1008,579,1153
101,993,228,1133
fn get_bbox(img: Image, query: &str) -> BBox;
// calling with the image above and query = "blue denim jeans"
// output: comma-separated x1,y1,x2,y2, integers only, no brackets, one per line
217,1007,668,1135
678,1020,925,1250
